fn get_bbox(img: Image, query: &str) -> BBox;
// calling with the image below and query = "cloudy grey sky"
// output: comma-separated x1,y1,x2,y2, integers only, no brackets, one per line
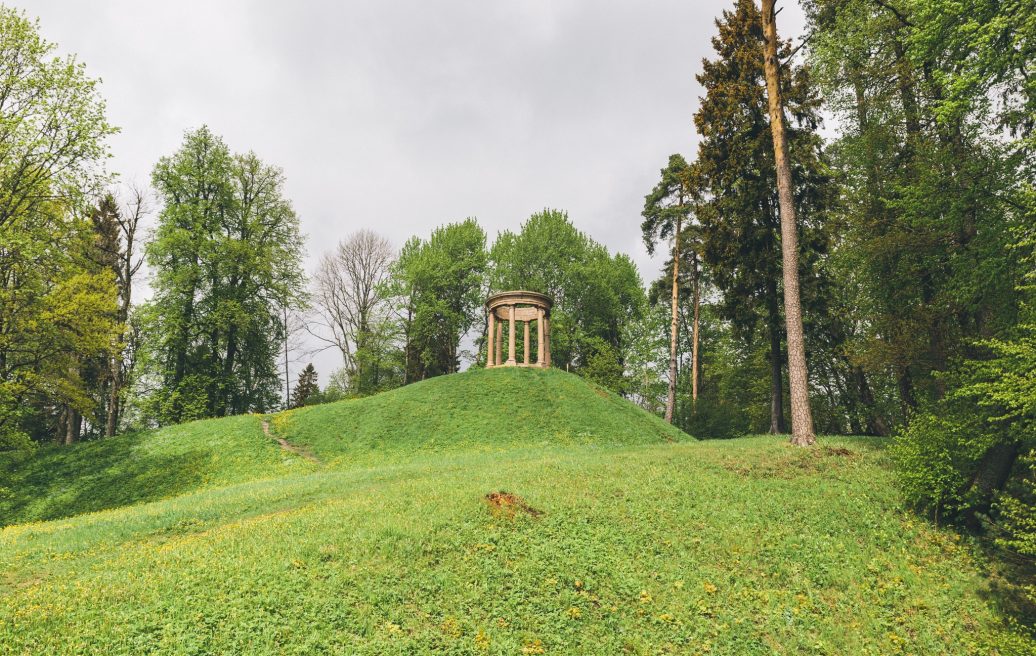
22,0,806,379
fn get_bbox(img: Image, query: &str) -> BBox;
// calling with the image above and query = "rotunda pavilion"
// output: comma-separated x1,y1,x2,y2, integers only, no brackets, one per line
485,291,552,368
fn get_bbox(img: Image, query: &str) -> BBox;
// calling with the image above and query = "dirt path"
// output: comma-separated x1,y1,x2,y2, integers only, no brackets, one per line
261,419,321,464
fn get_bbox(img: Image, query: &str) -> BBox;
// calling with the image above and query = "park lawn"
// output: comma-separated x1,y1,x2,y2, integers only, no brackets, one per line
1,368,1032,654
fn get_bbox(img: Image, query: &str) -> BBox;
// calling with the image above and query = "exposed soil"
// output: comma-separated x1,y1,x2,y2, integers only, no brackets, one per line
721,444,860,479
484,491,543,518
261,419,321,464
823,446,854,457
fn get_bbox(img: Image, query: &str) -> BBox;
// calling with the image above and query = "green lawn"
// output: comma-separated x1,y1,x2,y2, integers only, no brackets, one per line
1,368,1031,654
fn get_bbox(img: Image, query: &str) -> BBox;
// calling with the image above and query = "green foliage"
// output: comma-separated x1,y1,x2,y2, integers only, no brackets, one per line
890,410,987,517
0,7,119,450
387,220,487,380
142,127,306,423
998,450,1036,606
0,7,115,228
0,207,120,449
806,0,1030,416
891,321,1036,519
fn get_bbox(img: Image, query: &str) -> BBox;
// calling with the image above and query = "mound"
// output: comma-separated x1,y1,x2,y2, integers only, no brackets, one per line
273,367,689,465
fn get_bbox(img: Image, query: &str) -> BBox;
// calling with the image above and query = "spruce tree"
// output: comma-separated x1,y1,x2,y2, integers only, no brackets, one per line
290,364,319,409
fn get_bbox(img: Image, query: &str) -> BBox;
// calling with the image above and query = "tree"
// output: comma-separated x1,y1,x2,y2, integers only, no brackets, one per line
289,363,319,409
142,127,307,424
0,202,119,448
806,0,1027,419
0,8,119,450
802,0,1034,589
312,230,396,395
88,188,147,436
0,8,115,231
761,0,817,446
642,154,696,423
694,0,832,434
387,220,487,380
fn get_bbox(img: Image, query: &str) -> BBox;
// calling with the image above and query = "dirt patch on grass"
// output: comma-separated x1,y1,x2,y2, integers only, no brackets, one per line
485,491,543,518
823,446,854,457
722,444,860,479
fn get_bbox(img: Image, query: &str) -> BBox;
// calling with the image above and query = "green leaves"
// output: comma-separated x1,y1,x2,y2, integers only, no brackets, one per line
143,127,307,422
388,218,488,379
0,7,116,229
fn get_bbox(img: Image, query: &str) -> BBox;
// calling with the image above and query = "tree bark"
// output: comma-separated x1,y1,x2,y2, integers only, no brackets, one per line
665,215,681,423
761,0,815,445
691,250,700,412
64,407,81,445
768,296,787,435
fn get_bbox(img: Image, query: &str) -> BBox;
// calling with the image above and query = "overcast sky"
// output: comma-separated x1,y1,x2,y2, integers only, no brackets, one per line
22,0,806,380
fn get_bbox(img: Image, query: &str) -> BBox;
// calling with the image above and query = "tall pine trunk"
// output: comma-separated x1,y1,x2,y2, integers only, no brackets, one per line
691,250,700,411
664,215,681,423
767,289,786,435
761,0,815,445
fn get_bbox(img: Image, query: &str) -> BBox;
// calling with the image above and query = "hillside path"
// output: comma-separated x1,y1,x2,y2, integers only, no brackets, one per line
261,419,321,464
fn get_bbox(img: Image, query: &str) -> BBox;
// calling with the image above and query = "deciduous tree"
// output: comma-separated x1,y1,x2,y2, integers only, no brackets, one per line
143,127,306,423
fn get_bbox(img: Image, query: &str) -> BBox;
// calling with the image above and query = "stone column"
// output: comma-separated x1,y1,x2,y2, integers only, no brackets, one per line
523,320,530,365
487,311,495,367
544,315,551,367
507,305,517,365
495,318,503,365
536,308,544,366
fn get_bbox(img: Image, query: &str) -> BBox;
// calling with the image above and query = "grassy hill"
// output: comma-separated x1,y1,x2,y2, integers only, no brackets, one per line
1,368,1032,654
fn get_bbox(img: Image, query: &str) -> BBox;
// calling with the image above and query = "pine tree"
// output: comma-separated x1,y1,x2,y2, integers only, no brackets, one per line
761,0,816,446
641,154,698,423
290,364,319,409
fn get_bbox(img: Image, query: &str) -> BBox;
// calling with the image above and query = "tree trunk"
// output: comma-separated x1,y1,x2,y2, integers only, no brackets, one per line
768,305,786,435
964,441,1021,530
761,0,815,446
106,377,120,438
283,306,291,407
64,407,81,445
665,215,681,423
897,367,917,412
691,250,700,412
853,366,889,436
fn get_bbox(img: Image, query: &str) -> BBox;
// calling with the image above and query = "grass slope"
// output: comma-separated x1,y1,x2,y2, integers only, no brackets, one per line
273,367,687,465
0,414,308,526
1,369,1032,654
